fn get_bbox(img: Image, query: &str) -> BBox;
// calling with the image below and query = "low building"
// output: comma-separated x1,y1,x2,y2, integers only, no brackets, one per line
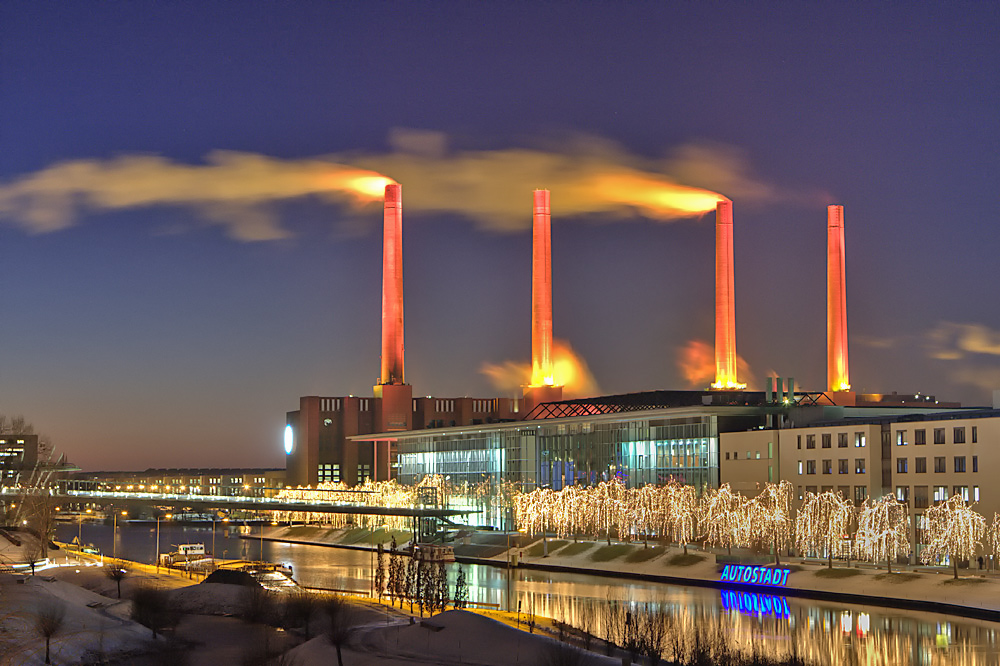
64,468,286,498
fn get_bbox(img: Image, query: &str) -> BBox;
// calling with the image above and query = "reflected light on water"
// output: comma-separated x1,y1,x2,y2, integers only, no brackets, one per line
59,523,1000,665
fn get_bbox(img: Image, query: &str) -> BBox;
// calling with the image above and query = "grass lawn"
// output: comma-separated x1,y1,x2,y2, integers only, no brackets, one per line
943,577,989,585
558,542,594,557
873,572,921,583
283,525,323,538
625,546,665,563
667,553,705,567
814,568,862,579
526,540,568,557
590,544,634,562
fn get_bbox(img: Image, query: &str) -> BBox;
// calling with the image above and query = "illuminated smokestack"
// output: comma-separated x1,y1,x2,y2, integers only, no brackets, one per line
827,205,850,392
531,189,554,387
380,183,404,385
712,199,743,389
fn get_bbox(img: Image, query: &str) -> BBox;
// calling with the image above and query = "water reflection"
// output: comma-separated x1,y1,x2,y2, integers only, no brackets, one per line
57,523,1000,665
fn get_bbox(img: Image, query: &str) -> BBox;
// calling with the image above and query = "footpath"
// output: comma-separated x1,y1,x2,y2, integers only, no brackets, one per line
255,525,1000,621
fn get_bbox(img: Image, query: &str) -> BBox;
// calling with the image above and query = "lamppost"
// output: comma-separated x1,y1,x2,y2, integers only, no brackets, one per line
155,514,160,572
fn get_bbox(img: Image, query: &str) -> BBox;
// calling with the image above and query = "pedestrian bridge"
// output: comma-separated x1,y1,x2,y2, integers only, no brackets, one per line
20,488,469,520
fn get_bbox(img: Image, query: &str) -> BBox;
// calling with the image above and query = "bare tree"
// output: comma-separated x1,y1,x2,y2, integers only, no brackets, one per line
323,594,355,666
241,584,274,624
104,561,129,598
404,556,417,613
23,538,46,575
453,564,469,610
33,597,66,664
388,537,403,607
374,543,385,601
283,590,320,640
435,561,449,614
131,584,179,639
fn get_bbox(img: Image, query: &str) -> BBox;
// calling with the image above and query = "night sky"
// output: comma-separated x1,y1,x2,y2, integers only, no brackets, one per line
2,3,999,471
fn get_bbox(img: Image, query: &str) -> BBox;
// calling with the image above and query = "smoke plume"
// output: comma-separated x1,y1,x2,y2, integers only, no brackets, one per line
0,130,779,241
677,339,757,389
481,339,600,399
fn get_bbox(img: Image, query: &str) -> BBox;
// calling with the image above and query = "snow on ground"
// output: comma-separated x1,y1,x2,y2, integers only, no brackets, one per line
286,608,617,666
0,570,156,665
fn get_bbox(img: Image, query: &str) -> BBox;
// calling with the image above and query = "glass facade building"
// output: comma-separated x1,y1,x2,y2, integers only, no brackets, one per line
388,406,765,493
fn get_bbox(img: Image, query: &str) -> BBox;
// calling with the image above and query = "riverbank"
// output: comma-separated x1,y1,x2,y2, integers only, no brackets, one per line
0,547,617,666
257,524,1000,620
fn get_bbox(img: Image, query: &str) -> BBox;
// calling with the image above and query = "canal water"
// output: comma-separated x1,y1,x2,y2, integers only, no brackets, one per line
56,522,1000,665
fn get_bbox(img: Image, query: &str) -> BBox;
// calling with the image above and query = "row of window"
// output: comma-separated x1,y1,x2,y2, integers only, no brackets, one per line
799,484,981,507
799,485,870,503
896,456,977,474
316,463,371,483
800,433,866,449
798,459,866,475
896,426,977,446
896,485,979,507
798,455,979,476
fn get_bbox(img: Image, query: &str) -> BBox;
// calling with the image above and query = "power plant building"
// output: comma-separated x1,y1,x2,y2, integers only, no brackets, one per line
348,389,971,493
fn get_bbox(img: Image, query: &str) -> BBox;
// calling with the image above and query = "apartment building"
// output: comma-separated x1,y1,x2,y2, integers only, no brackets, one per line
721,410,1000,561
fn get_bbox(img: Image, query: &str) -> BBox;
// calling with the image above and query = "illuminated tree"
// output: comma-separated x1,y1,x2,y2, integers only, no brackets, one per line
920,494,986,579
990,513,1000,572
855,494,909,573
794,490,854,568
699,483,743,555
749,481,793,565
665,480,698,554
596,479,626,544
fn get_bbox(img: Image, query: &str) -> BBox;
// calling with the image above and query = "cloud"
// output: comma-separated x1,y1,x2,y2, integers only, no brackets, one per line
925,322,1000,361
0,130,782,241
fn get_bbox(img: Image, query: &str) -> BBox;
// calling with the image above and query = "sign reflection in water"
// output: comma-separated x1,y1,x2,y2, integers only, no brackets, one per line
58,523,1000,665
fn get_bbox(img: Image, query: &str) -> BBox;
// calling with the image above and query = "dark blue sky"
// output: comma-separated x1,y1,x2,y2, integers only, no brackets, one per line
1,2,998,470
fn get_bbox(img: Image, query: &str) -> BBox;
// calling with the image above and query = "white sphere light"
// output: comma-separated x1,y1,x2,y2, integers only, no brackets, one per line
283,424,294,455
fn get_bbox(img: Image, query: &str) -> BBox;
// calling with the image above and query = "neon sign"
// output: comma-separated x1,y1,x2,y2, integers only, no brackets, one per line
719,564,791,587
720,590,791,618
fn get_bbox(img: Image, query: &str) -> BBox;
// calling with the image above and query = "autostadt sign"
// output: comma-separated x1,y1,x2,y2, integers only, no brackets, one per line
720,564,791,587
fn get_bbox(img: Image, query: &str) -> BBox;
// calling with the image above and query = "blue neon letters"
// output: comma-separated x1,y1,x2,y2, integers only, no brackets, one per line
719,564,791,587
720,590,791,618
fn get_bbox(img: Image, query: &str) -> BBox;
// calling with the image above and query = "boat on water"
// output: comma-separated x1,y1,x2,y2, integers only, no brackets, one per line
158,543,213,567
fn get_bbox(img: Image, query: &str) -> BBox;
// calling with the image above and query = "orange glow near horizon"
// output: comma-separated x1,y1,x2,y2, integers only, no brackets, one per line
828,205,850,392
590,172,726,218
712,200,745,390
531,189,554,387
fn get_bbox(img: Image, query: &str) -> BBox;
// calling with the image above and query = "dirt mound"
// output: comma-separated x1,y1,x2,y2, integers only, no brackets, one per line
203,568,261,587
